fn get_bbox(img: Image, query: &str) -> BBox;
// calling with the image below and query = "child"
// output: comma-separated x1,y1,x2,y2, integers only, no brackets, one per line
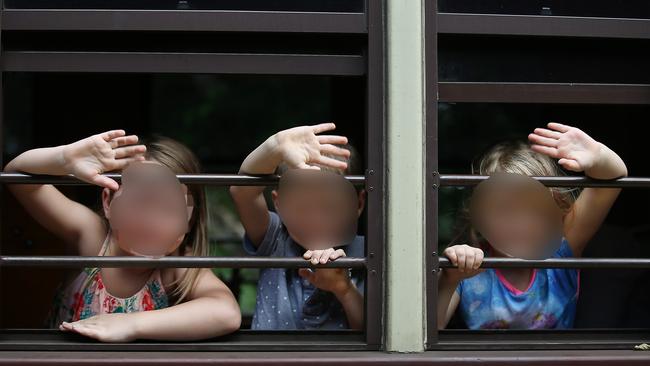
230,123,365,330
4,130,241,342
438,123,627,330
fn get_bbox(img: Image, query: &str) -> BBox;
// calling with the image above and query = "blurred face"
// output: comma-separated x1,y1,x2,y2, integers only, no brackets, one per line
104,162,193,257
470,173,563,259
274,169,361,250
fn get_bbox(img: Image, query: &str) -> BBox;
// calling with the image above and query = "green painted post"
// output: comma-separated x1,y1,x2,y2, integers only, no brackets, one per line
385,0,426,353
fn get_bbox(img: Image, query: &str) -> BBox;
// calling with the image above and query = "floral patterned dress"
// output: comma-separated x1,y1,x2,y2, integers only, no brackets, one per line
49,233,169,327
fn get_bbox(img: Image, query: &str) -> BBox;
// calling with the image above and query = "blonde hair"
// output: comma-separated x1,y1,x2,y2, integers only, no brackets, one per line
452,140,577,247
142,136,208,304
472,140,576,211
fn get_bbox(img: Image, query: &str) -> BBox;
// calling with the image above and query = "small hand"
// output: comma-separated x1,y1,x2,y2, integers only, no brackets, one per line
59,313,138,343
61,130,146,190
272,123,350,171
300,248,352,296
528,122,602,173
442,244,484,282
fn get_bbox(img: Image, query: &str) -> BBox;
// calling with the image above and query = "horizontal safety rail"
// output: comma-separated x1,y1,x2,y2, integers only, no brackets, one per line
0,172,366,186
437,257,650,269
0,256,366,268
2,256,646,270
438,174,649,188
6,173,649,188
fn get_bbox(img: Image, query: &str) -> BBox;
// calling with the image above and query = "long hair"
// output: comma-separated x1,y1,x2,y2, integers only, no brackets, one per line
141,136,208,304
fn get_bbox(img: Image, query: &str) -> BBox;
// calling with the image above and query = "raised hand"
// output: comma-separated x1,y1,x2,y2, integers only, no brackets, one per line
61,130,146,190
528,122,627,256
271,123,350,171
528,122,602,173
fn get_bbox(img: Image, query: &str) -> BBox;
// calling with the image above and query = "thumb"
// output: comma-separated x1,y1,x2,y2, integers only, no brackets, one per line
297,163,320,170
89,174,119,191
558,158,582,172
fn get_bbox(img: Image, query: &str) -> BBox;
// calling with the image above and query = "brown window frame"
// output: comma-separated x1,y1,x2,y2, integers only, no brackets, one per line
425,0,650,351
0,0,386,352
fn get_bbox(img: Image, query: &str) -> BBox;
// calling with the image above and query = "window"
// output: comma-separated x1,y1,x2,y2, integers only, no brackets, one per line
426,0,650,349
5,0,650,360
0,0,385,351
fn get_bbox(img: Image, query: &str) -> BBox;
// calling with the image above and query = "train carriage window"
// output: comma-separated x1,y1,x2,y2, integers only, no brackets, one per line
9,0,650,359
427,0,650,350
0,0,386,354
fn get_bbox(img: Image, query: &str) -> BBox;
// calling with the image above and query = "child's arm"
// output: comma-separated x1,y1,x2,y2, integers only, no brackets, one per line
230,123,350,247
529,123,628,256
3,130,145,255
437,245,484,329
60,269,241,342
300,248,364,330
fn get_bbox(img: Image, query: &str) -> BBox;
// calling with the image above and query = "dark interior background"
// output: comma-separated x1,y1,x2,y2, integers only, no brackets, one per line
0,73,366,328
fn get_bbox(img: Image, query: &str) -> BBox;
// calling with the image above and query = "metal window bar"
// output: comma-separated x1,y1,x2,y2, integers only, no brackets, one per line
437,174,650,188
0,329,368,352
0,256,366,268
7,172,650,188
363,0,385,349
437,257,650,269
2,52,366,76
0,9,368,34
424,0,439,344
437,12,650,39
0,172,366,186
438,82,650,105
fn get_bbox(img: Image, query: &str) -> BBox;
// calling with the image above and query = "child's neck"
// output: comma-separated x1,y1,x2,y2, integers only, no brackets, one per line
490,248,535,292
497,267,535,292
96,238,157,299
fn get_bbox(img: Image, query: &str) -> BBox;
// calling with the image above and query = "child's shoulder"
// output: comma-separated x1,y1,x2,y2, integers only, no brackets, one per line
342,235,365,257
552,237,574,259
